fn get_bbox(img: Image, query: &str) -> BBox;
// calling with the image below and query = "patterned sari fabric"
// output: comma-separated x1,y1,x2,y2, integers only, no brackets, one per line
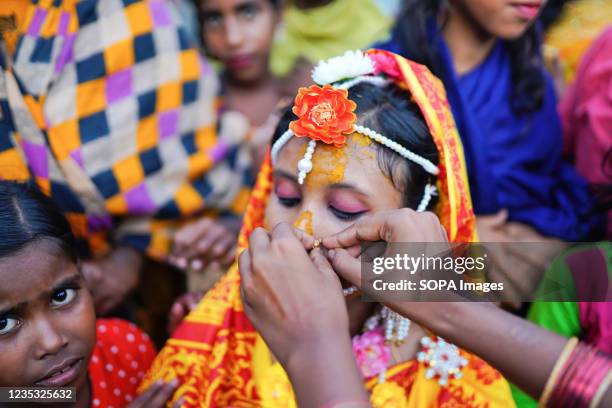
0,0,252,259
140,51,515,407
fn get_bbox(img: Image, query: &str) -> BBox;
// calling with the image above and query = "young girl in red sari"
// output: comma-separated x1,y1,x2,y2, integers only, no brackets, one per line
0,181,180,408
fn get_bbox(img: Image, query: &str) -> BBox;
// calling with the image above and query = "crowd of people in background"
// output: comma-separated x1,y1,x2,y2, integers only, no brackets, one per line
0,0,610,407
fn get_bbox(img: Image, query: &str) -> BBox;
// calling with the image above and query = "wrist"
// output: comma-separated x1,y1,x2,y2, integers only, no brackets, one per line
285,333,368,407
285,332,351,376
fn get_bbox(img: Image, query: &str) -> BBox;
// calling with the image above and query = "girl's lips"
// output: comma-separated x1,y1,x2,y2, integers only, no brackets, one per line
512,3,542,20
35,358,84,387
227,54,255,70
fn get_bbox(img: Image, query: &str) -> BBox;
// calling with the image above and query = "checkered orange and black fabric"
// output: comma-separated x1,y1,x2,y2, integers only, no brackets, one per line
0,0,252,259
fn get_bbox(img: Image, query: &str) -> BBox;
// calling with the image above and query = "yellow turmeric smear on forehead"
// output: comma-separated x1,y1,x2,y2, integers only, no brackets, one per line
351,132,376,161
305,143,349,188
351,132,373,148
290,133,375,189
293,210,313,236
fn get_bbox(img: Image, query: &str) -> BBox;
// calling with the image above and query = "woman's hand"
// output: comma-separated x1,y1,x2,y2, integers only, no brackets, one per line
167,291,204,334
238,223,347,366
128,379,182,408
170,216,240,272
238,223,368,407
82,246,142,315
322,209,449,289
476,211,566,306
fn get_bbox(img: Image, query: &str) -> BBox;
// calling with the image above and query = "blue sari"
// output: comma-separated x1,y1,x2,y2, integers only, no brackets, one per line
378,28,599,241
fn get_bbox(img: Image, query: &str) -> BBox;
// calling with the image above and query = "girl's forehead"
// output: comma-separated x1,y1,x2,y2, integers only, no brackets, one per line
275,133,397,195
0,241,76,307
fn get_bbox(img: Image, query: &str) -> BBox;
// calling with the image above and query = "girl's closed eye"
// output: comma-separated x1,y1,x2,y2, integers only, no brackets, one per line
275,178,301,207
328,195,369,221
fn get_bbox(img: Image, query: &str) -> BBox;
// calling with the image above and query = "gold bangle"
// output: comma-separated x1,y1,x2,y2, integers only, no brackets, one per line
590,371,612,408
538,337,579,407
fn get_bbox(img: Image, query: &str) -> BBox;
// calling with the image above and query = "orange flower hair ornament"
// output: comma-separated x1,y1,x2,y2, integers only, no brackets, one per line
271,50,439,211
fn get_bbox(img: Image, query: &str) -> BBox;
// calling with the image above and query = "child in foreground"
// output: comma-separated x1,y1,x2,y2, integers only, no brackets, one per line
0,181,181,408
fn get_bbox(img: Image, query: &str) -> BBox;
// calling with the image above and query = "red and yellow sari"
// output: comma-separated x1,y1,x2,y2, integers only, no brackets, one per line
140,51,516,407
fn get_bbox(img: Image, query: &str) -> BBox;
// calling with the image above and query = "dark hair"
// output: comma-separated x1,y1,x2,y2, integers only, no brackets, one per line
195,0,281,7
272,82,439,210
193,0,282,26
394,0,545,114
539,0,574,30
0,181,77,261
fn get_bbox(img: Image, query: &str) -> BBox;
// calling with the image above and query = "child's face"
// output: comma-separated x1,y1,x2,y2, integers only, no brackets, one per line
200,0,279,83
457,0,546,39
265,133,404,238
0,240,96,391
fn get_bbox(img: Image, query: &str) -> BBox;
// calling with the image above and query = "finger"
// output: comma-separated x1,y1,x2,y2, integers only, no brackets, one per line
291,227,315,250
173,218,213,256
240,285,259,327
172,397,185,408
168,303,185,333
183,226,226,260
170,256,188,270
322,212,390,249
148,378,179,407
322,224,362,249
240,245,285,317
270,222,301,244
170,301,185,321
485,209,509,227
210,234,236,259
238,249,253,285
249,227,271,255
238,249,261,309
310,249,342,283
189,258,204,272
484,247,522,303
346,244,362,258
221,247,237,268
186,291,203,309
238,253,264,314
438,224,449,241
131,380,164,407
327,248,362,287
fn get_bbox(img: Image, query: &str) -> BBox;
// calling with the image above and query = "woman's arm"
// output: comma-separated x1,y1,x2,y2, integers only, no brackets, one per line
323,209,612,405
238,224,370,408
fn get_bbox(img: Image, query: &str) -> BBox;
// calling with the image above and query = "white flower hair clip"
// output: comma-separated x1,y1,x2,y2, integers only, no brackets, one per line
311,50,376,85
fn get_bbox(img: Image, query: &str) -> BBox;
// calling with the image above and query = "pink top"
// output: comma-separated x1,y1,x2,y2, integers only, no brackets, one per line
560,26,612,238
